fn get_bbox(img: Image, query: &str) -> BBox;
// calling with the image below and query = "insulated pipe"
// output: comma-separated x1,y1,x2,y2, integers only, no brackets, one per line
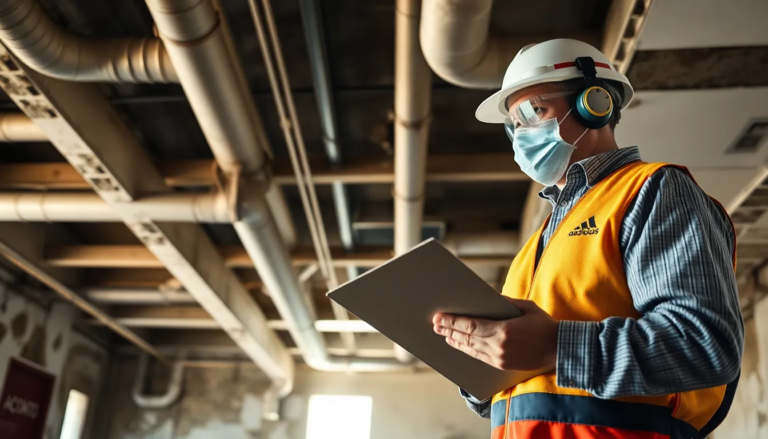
0,0,177,83
132,352,185,409
0,192,231,223
85,287,196,304
419,0,599,88
144,0,296,248
147,0,407,373
393,0,432,363
0,114,45,142
145,0,266,173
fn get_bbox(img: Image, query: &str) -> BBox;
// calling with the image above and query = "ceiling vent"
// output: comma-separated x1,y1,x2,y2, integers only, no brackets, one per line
352,220,445,247
728,119,768,154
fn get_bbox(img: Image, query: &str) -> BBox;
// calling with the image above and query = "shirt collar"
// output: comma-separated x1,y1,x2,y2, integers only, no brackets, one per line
539,147,642,201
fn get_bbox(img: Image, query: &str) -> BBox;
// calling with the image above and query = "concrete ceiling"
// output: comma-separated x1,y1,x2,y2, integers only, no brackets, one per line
616,88,768,207
638,0,768,50
617,88,768,168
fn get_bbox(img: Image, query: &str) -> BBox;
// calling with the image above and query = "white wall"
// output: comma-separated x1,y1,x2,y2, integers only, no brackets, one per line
0,287,107,439
105,363,490,439
638,0,768,50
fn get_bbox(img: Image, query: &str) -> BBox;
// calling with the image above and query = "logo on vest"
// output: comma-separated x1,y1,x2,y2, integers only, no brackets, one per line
569,216,599,236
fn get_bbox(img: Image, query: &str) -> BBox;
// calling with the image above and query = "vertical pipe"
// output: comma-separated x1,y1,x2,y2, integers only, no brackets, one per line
299,0,358,352
393,0,433,362
299,0,356,258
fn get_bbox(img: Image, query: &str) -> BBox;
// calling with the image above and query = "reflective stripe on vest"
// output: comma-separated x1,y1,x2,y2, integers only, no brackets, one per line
491,161,737,439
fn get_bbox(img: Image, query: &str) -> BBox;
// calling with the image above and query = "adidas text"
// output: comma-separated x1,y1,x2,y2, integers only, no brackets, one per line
569,228,600,236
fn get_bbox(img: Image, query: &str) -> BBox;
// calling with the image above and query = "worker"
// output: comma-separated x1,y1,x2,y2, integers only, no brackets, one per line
432,39,743,439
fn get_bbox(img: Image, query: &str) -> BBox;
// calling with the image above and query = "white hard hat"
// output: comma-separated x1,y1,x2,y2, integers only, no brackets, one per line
475,39,634,124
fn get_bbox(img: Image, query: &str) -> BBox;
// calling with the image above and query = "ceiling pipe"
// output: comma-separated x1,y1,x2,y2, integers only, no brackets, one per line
298,0,356,273
0,113,45,141
132,352,185,409
0,191,231,223
145,0,407,373
299,0,358,354
143,0,296,248
393,0,433,363
85,287,196,305
0,0,177,83
419,0,599,88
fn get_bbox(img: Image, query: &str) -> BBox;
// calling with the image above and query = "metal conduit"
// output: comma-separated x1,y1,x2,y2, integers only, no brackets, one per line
0,0,177,83
299,0,358,354
145,0,406,372
249,0,377,367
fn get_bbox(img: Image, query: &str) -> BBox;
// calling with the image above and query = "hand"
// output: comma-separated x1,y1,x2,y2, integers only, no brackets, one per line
433,297,559,371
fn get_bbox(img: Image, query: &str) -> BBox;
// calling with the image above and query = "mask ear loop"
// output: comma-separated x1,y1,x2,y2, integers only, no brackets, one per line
557,108,589,147
573,127,589,146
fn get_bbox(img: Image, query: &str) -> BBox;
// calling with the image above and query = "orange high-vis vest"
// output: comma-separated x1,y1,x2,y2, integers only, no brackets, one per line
492,162,737,439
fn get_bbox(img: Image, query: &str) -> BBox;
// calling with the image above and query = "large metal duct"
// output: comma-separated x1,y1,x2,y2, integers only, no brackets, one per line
0,0,177,83
145,0,406,372
419,0,599,88
393,0,433,362
0,113,45,141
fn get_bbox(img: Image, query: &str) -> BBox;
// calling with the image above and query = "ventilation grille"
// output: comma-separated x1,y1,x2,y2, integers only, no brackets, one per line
728,119,768,154
352,221,445,247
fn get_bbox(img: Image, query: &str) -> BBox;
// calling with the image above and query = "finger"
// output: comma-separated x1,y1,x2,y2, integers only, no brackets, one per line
434,324,492,351
445,337,495,367
503,297,542,315
436,314,496,336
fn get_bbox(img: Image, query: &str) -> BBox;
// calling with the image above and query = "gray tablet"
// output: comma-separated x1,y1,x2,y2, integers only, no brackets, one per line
327,238,548,400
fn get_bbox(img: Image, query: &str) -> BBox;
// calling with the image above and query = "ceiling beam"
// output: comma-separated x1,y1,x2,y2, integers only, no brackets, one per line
85,305,377,332
0,223,165,361
44,244,515,269
117,329,399,359
0,153,527,190
602,0,655,73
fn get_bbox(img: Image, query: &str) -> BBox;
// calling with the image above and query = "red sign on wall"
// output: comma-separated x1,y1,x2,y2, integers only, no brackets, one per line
0,358,55,439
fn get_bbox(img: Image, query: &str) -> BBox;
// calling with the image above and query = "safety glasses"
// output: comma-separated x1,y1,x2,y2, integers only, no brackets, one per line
504,91,574,141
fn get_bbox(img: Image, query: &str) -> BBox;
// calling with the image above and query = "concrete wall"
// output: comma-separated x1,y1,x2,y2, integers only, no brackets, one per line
0,286,108,439
714,297,768,438
104,361,490,439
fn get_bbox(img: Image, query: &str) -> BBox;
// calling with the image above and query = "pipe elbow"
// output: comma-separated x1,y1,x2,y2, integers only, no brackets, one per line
419,0,500,89
132,353,185,409
0,0,177,83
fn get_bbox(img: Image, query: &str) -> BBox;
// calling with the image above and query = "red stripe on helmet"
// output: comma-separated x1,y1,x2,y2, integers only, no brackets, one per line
554,61,612,70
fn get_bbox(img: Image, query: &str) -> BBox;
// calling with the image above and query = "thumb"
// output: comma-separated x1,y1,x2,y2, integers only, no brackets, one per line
503,297,542,315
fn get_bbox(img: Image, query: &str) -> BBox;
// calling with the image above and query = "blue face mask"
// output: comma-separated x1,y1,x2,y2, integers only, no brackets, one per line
511,110,588,186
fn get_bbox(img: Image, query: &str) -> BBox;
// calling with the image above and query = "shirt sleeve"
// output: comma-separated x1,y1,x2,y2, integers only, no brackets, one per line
555,167,744,398
458,388,492,418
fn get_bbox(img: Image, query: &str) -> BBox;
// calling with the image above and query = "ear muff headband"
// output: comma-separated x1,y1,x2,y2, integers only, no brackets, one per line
572,57,614,129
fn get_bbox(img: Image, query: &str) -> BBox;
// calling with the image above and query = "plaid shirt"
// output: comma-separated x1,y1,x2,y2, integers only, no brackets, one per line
461,147,744,418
